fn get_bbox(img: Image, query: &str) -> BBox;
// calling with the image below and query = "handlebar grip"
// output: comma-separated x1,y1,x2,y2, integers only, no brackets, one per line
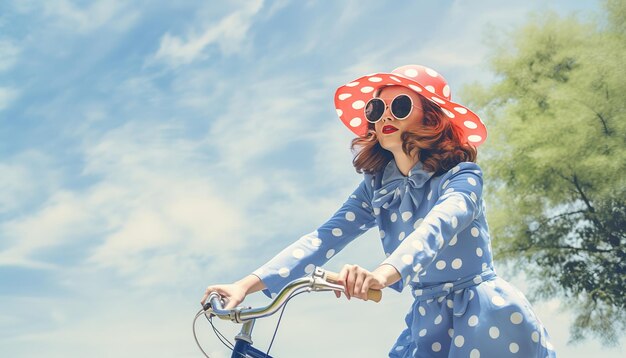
324,271,383,303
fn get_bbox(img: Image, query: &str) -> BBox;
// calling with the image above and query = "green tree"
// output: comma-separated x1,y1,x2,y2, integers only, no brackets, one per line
462,0,626,346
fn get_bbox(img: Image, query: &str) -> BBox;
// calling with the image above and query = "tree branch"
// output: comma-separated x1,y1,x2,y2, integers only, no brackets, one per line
500,243,618,255
577,102,612,136
545,209,587,222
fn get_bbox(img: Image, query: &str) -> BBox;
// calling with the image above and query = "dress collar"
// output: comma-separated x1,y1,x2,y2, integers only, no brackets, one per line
381,159,435,187
372,160,435,212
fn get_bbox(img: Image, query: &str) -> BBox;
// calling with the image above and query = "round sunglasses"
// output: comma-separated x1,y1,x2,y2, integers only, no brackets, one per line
364,94,421,123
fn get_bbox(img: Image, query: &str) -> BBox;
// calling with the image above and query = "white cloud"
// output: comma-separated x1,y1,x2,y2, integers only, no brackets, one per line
40,0,138,33
0,190,93,268
9,0,138,34
79,123,250,284
0,39,20,71
310,120,361,189
0,87,19,111
0,122,247,287
0,151,61,214
152,0,264,67
206,75,323,172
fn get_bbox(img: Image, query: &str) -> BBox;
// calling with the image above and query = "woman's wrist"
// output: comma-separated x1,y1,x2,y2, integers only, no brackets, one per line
373,264,402,288
237,274,266,295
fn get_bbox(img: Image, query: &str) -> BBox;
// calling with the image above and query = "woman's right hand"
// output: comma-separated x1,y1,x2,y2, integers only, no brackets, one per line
201,283,247,310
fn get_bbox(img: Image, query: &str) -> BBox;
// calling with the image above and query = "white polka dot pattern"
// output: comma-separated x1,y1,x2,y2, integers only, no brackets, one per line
349,117,361,127
278,267,290,277
351,100,365,110
510,312,523,324
434,314,442,325
253,162,554,357
436,260,446,270
492,295,505,306
468,315,479,327
531,331,540,343
292,249,304,259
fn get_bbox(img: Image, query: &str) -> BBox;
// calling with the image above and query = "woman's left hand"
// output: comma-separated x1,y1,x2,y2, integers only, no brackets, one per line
335,264,386,301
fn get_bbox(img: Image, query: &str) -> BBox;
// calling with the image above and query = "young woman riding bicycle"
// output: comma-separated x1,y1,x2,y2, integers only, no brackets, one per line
202,64,556,357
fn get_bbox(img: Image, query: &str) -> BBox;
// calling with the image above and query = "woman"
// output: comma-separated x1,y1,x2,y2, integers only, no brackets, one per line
201,64,556,357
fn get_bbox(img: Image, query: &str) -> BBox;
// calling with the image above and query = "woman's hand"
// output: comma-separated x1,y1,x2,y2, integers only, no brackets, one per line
201,275,266,310
335,264,387,301
201,283,247,310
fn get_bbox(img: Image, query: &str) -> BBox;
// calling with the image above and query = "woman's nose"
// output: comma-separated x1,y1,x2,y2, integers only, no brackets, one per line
381,104,394,121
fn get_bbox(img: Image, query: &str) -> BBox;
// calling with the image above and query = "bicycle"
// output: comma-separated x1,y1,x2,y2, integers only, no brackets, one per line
193,266,383,357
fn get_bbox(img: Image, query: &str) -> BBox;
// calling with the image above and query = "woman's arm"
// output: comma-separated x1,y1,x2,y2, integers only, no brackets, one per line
239,274,266,294
252,179,377,299
382,162,484,292
202,179,377,306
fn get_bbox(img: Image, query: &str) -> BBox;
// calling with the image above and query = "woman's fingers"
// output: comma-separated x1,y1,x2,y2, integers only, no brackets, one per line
361,276,373,300
335,264,378,301
353,271,367,299
201,285,229,306
201,286,216,305
338,265,351,299
224,297,239,310
346,265,359,299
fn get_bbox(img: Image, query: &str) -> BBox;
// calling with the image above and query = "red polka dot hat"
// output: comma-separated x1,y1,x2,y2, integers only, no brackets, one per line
334,64,487,146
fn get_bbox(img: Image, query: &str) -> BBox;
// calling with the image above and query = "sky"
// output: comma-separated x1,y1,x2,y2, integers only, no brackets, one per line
1,0,623,357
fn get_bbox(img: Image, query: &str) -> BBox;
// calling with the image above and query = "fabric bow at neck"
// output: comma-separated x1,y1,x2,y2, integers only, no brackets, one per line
372,160,435,214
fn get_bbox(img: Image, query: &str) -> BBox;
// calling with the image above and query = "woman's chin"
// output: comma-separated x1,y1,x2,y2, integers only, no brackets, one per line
379,140,401,152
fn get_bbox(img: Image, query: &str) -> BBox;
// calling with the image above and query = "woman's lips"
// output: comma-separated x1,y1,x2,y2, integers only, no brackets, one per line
382,125,399,134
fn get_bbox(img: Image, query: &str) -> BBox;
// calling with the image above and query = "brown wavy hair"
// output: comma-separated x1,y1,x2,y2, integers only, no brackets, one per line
350,94,477,176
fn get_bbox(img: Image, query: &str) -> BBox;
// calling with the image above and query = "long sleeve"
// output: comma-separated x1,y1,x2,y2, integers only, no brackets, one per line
381,162,484,292
252,179,377,298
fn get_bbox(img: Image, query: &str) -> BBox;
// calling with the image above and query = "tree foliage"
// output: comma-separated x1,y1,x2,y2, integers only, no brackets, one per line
462,0,626,345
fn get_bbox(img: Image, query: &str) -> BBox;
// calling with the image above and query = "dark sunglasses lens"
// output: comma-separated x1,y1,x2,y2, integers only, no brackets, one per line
365,99,385,122
391,95,413,119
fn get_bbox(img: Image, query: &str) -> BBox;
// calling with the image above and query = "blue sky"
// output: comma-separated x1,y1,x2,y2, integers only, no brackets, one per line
1,0,623,357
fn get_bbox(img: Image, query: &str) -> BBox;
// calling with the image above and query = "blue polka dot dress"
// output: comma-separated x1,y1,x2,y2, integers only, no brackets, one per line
253,160,556,357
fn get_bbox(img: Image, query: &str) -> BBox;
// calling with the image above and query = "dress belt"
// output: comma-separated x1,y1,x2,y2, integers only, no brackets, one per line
410,269,497,317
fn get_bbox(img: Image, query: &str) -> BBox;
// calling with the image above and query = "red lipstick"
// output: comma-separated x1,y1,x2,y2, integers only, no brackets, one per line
382,125,398,134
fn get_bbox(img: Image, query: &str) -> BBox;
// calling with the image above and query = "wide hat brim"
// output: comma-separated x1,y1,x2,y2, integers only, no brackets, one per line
334,72,487,147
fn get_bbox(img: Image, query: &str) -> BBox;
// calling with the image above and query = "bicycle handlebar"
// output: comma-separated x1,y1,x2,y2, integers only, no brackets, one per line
203,267,382,324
